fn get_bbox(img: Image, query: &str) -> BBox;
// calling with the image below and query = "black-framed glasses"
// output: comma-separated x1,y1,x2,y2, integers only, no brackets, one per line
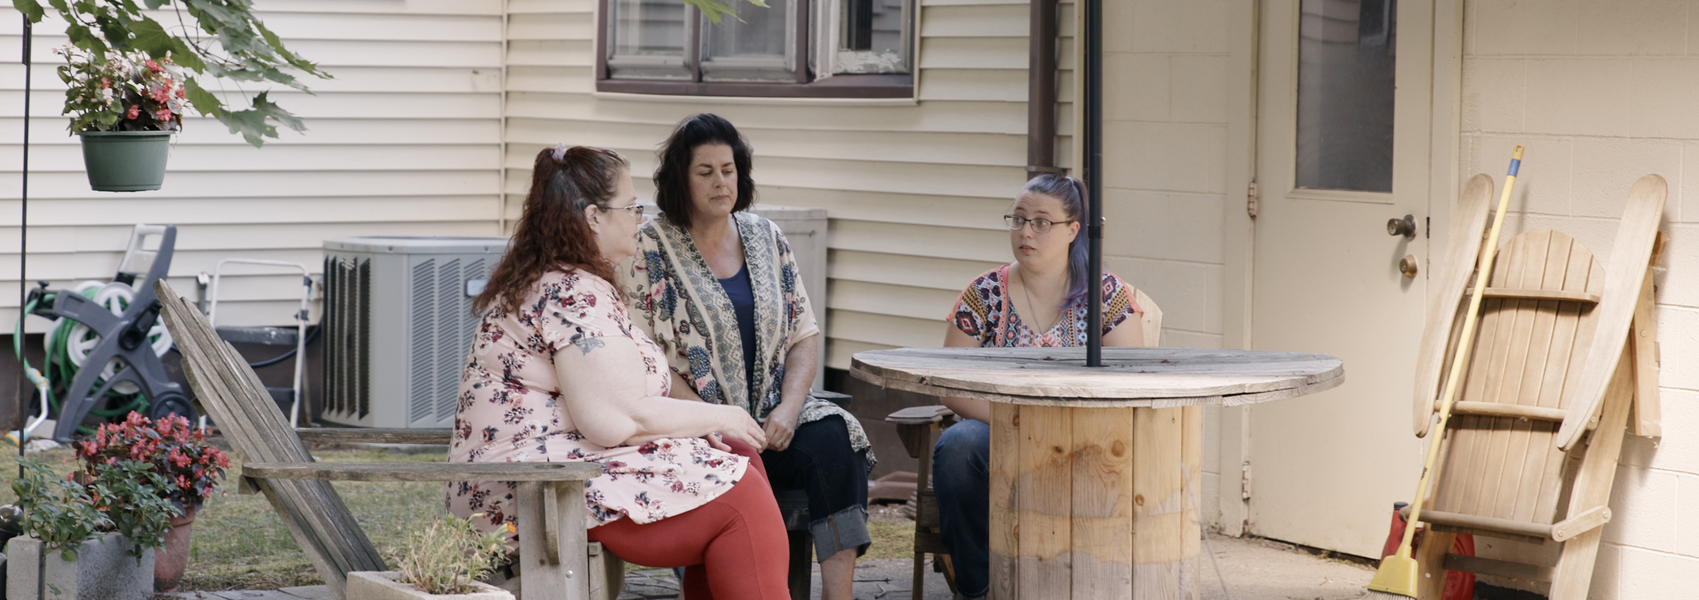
1004,214,1074,234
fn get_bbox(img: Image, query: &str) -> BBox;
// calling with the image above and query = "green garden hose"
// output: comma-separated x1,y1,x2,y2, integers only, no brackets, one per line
12,287,150,439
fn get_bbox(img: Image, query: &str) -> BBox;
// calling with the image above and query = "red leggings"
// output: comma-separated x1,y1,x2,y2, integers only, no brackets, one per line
587,440,788,600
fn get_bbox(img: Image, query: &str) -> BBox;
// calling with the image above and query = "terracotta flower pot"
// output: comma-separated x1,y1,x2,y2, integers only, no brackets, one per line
154,507,197,593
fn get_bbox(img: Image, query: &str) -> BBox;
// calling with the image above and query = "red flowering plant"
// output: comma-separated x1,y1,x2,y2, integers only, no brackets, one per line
75,412,231,512
55,44,188,133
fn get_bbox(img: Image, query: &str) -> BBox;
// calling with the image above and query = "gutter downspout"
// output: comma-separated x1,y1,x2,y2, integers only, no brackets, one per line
1026,0,1061,180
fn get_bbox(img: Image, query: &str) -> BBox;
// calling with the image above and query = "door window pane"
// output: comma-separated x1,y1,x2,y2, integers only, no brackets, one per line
1296,0,1395,193
608,0,691,80
702,0,795,82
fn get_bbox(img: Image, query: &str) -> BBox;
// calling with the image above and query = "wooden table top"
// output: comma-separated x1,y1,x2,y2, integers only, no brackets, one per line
851,347,1344,408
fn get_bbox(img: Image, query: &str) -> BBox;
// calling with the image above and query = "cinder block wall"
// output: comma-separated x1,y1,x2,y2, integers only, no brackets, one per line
1459,0,1699,596
1097,0,1238,534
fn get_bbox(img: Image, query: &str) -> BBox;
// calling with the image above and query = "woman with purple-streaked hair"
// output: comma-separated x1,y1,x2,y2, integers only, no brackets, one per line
932,174,1145,599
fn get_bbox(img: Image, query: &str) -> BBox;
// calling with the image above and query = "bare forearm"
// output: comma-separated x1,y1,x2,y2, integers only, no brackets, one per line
940,395,992,424
622,396,737,445
779,335,819,410
572,395,732,447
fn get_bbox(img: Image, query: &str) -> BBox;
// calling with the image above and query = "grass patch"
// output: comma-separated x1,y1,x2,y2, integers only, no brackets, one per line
1,442,449,592
867,518,915,561
1,443,920,591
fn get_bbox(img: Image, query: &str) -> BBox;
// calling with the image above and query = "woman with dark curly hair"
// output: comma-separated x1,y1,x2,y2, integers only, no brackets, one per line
447,144,789,599
620,114,874,600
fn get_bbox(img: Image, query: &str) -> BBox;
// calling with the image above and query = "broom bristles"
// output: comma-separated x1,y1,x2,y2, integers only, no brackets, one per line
1361,591,1416,600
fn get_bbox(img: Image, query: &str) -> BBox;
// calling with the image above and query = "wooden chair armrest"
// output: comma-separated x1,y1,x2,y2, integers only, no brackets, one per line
886,404,954,424
295,428,453,445
242,461,603,483
814,390,853,408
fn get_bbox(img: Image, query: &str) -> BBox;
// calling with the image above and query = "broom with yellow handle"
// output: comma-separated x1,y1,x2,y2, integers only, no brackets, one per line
1364,145,1524,600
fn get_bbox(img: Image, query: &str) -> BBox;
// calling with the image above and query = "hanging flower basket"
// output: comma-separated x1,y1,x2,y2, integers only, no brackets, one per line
77,131,174,192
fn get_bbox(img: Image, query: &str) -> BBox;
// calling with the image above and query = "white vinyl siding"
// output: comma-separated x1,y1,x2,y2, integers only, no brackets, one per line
0,0,506,329
506,0,1051,370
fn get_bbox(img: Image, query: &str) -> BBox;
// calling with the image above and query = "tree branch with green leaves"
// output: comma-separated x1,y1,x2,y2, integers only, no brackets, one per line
14,0,331,147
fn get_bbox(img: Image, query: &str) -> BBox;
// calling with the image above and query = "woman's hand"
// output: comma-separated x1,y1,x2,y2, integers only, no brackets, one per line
713,404,768,450
762,397,805,451
768,335,818,452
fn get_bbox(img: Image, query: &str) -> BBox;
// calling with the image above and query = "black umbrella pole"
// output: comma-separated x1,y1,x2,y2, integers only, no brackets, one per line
1084,0,1103,367
17,14,30,466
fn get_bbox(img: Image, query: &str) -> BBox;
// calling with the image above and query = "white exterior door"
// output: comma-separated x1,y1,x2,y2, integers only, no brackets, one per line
1248,0,1437,557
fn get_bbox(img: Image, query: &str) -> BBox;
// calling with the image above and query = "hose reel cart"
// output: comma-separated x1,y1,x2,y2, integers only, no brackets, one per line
24,225,192,442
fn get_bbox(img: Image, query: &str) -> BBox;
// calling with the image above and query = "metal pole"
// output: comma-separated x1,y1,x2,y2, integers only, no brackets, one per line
18,13,32,467
1083,0,1103,367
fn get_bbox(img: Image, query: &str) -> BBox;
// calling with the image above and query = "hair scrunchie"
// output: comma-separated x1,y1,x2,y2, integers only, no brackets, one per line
551,143,569,161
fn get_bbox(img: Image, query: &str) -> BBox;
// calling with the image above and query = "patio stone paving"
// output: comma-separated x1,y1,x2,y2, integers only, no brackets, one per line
154,532,1376,600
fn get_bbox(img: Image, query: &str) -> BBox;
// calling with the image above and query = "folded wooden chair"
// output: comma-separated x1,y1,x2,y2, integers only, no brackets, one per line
154,281,624,600
1406,174,1666,600
885,287,1164,600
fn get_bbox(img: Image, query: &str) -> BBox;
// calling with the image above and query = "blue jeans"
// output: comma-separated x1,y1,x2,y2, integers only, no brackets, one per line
932,419,990,598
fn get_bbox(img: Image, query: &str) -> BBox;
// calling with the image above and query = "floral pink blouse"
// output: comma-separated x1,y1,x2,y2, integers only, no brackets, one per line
446,269,748,540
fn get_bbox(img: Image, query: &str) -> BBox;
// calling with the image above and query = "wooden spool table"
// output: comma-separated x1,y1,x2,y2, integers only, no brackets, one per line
851,347,1344,600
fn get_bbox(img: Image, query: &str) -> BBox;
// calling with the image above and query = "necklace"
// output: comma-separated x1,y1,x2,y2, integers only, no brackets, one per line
1015,266,1051,332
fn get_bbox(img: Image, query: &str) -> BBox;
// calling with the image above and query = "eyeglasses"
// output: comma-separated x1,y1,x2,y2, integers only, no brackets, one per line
604,204,645,219
1004,215,1075,234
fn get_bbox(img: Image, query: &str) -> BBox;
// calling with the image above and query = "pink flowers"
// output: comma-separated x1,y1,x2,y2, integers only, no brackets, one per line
61,46,186,132
73,414,230,510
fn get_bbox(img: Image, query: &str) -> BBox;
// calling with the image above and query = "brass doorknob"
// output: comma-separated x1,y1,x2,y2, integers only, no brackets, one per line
1399,255,1419,278
1387,214,1417,238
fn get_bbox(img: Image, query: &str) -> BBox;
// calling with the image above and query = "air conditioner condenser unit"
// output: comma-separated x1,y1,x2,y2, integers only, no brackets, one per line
321,236,509,429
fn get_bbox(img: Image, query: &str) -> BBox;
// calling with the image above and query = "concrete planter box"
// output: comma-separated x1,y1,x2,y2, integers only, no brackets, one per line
347,571,514,600
5,532,155,600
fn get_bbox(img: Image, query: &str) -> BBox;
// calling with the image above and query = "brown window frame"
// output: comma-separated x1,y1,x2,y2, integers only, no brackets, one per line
595,0,914,99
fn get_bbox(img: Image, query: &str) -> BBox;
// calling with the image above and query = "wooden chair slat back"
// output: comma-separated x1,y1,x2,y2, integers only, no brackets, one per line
1431,230,1603,525
156,282,388,594
1133,288,1162,347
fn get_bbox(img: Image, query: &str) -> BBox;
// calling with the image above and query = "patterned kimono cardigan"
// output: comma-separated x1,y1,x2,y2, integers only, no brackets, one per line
619,211,874,465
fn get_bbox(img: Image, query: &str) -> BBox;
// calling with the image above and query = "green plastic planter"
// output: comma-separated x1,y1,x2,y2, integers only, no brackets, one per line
77,130,175,192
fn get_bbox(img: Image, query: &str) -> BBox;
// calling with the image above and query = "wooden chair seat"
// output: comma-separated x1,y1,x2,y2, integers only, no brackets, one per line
155,281,623,600
1406,175,1667,600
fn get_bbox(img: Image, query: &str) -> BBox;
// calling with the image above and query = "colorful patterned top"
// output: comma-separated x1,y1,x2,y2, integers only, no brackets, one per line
446,269,748,540
949,264,1142,347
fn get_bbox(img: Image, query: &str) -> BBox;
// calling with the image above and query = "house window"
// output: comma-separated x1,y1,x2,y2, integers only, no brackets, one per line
597,0,914,97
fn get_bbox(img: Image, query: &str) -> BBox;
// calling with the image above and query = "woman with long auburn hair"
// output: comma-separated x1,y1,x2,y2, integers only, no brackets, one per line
447,144,789,599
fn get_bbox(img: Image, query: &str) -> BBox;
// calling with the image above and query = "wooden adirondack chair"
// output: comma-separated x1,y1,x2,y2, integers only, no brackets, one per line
885,287,1164,600
1405,174,1667,600
154,281,624,600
